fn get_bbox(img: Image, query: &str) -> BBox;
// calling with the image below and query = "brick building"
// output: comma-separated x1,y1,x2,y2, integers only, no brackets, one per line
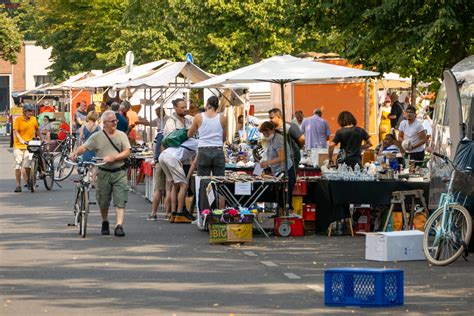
0,41,52,112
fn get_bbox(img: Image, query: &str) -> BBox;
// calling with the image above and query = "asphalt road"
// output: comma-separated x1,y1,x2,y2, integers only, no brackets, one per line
1,137,473,315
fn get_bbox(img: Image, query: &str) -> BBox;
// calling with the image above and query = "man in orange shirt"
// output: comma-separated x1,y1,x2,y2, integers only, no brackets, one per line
12,104,42,192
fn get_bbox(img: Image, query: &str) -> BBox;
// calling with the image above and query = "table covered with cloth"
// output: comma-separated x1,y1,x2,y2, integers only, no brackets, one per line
304,179,430,233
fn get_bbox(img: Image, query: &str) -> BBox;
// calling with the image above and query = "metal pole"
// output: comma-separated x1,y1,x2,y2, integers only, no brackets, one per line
280,82,289,216
187,62,191,109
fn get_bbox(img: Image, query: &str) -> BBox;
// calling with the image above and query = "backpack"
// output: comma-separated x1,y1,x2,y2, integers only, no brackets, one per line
162,128,189,148
154,131,164,160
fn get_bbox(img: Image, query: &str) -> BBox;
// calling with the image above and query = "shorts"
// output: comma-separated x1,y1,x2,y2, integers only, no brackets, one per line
153,163,166,191
197,147,225,176
96,169,128,209
159,152,187,186
13,149,32,170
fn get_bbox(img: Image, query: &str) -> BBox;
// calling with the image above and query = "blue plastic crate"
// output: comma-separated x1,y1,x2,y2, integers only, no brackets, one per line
325,268,404,307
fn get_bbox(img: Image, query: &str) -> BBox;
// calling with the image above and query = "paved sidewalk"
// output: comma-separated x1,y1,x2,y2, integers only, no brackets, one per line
1,137,473,315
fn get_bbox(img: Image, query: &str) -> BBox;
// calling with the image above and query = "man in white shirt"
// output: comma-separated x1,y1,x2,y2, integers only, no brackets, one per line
398,106,428,165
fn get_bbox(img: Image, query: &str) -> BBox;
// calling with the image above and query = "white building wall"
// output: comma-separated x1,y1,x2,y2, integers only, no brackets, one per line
24,41,52,89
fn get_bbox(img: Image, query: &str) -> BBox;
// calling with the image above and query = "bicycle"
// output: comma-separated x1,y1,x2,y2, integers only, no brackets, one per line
53,133,76,181
65,157,105,238
26,140,55,192
422,152,473,266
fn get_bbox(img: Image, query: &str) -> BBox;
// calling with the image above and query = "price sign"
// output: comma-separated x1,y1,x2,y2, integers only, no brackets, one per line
235,182,251,195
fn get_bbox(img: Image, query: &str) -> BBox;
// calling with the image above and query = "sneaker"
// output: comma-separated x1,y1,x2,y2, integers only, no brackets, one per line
101,221,110,235
174,212,193,223
147,214,158,221
114,225,125,237
14,186,21,193
169,212,177,223
183,210,196,221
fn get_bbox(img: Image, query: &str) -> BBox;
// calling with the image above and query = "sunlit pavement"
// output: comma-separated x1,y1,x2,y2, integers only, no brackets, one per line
1,136,473,315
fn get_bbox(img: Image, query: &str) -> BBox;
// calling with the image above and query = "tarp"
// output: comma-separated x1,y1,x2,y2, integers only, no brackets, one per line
12,83,59,97
71,60,169,89
114,61,211,89
46,71,100,91
192,55,379,88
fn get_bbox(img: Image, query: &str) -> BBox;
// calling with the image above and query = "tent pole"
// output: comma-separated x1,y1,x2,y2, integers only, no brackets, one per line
279,82,289,216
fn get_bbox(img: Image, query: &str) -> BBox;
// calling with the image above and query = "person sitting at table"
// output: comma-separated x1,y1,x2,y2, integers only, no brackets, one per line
258,121,295,212
328,111,372,168
376,133,401,155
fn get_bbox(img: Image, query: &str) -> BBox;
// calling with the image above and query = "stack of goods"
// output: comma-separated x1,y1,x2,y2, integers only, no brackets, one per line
202,208,257,244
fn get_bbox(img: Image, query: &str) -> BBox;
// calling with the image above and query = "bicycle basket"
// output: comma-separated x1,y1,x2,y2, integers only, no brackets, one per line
27,140,42,153
452,170,474,196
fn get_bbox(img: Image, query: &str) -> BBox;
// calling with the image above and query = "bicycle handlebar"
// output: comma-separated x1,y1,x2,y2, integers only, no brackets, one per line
65,157,107,167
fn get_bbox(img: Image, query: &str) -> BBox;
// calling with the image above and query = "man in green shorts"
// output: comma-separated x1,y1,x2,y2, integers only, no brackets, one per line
70,110,131,237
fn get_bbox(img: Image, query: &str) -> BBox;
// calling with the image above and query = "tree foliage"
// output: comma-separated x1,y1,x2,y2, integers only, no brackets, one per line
314,0,474,82
0,7,23,64
25,0,127,81
18,0,472,83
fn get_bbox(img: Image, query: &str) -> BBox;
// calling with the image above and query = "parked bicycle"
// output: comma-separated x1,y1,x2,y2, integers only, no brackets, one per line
26,140,55,192
53,133,76,181
65,157,105,238
423,152,473,266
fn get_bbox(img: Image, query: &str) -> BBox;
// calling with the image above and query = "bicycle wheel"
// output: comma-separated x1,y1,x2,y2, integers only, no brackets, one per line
43,154,54,190
29,157,37,192
423,204,472,266
54,152,74,181
73,186,82,229
77,188,84,235
80,189,89,238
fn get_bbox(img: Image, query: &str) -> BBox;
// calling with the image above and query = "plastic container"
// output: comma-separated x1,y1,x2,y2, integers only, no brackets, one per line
292,180,307,195
325,268,404,307
303,204,316,221
292,196,303,216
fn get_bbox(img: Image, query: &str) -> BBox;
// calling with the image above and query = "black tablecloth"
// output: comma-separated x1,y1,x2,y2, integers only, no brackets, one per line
304,179,430,233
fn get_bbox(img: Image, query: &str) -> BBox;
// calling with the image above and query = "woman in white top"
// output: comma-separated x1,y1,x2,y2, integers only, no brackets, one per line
188,96,227,176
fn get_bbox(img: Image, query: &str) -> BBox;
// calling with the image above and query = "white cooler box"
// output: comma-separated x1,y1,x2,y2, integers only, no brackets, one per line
365,230,425,261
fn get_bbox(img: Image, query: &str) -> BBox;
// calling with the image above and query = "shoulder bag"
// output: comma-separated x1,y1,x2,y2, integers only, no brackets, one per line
102,130,131,168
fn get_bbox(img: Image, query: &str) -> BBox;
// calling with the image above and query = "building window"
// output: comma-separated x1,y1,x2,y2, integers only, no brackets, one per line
34,75,53,87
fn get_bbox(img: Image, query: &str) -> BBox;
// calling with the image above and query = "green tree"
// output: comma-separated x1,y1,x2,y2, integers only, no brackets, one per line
313,0,474,83
98,0,183,68
26,0,127,81
0,8,23,63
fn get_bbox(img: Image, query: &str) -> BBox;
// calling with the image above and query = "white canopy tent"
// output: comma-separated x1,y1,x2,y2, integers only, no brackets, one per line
71,60,169,89
193,54,379,211
114,61,216,143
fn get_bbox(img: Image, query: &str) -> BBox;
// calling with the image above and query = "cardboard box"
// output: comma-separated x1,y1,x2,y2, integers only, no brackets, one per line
365,230,425,261
209,223,252,244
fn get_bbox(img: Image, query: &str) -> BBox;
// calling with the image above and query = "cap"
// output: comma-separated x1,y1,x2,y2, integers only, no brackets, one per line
23,104,34,111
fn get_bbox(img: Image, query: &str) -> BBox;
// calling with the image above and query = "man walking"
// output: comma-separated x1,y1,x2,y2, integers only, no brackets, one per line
70,110,131,237
300,108,331,149
12,104,42,192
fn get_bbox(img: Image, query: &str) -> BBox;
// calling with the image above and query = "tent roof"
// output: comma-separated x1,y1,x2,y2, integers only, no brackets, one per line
71,60,169,89
192,55,379,88
46,71,99,91
12,83,61,97
114,61,212,89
